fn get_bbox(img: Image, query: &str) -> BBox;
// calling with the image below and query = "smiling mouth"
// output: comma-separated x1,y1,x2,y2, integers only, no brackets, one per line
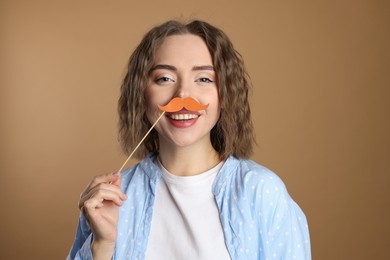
169,113,199,121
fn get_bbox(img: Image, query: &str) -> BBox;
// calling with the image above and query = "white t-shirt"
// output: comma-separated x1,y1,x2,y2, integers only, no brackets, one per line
145,160,231,260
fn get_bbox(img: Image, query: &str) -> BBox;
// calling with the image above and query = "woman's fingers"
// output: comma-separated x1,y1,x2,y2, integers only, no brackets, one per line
84,188,126,210
79,182,127,210
90,171,121,189
78,171,126,210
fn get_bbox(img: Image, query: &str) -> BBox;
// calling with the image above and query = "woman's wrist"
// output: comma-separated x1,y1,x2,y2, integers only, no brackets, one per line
92,239,115,260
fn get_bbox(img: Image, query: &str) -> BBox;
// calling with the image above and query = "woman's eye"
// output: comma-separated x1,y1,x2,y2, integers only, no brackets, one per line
155,77,173,84
197,77,214,83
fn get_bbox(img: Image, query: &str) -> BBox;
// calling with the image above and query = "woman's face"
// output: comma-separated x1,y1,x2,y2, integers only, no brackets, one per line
146,34,220,149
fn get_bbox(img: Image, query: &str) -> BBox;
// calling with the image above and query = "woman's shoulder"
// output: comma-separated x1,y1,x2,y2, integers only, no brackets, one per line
217,157,300,215
220,156,288,192
214,157,301,226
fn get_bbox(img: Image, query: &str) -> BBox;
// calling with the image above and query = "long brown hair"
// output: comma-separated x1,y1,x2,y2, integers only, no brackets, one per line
118,20,255,160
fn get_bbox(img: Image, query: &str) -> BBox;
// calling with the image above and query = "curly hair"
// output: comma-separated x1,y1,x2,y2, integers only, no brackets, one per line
118,20,255,160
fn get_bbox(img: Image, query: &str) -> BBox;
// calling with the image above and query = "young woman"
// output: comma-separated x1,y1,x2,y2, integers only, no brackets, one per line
68,20,311,260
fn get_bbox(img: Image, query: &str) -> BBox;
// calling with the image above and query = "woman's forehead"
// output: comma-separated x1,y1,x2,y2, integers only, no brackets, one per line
154,34,212,67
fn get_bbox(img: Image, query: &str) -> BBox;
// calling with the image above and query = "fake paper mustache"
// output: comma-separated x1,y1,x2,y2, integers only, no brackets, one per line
158,97,209,112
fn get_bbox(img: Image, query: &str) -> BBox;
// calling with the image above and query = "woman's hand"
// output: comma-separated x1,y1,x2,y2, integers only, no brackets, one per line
78,171,127,259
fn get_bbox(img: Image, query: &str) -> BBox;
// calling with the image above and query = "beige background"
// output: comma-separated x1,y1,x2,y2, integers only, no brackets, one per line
1,0,389,259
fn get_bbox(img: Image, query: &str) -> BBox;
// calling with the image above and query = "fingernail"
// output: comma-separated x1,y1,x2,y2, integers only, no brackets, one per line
112,171,120,176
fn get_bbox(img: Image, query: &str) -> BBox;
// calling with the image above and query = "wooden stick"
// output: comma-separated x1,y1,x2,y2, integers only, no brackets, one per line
118,111,165,172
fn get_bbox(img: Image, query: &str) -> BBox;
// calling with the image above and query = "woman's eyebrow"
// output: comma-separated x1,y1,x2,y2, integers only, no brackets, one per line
150,64,214,72
151,64,177,71
193,65,214,71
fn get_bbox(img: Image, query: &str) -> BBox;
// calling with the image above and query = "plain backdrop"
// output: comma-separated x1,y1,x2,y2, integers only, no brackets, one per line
1,0,389,259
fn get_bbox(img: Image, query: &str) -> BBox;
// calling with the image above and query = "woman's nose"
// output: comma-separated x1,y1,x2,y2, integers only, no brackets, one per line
173,78,192,98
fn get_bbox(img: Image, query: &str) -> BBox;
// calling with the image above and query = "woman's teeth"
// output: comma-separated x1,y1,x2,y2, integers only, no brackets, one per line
169,114,199,120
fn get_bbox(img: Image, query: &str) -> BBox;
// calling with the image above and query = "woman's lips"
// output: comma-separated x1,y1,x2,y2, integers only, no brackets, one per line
166,109,200,128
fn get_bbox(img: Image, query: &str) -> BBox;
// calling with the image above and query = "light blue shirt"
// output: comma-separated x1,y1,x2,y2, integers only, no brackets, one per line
67,153,311,259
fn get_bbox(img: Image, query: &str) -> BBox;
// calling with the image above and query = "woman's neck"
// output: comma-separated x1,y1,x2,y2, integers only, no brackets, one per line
158,142,221,176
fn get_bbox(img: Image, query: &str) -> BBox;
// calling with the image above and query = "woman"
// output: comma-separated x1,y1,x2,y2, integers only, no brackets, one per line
68,20,311,260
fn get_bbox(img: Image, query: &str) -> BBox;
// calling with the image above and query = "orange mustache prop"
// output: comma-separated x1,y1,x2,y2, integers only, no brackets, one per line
158,97,209,112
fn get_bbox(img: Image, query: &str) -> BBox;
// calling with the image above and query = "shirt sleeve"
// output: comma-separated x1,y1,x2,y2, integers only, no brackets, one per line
66,212,94,260
259,174,311,259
